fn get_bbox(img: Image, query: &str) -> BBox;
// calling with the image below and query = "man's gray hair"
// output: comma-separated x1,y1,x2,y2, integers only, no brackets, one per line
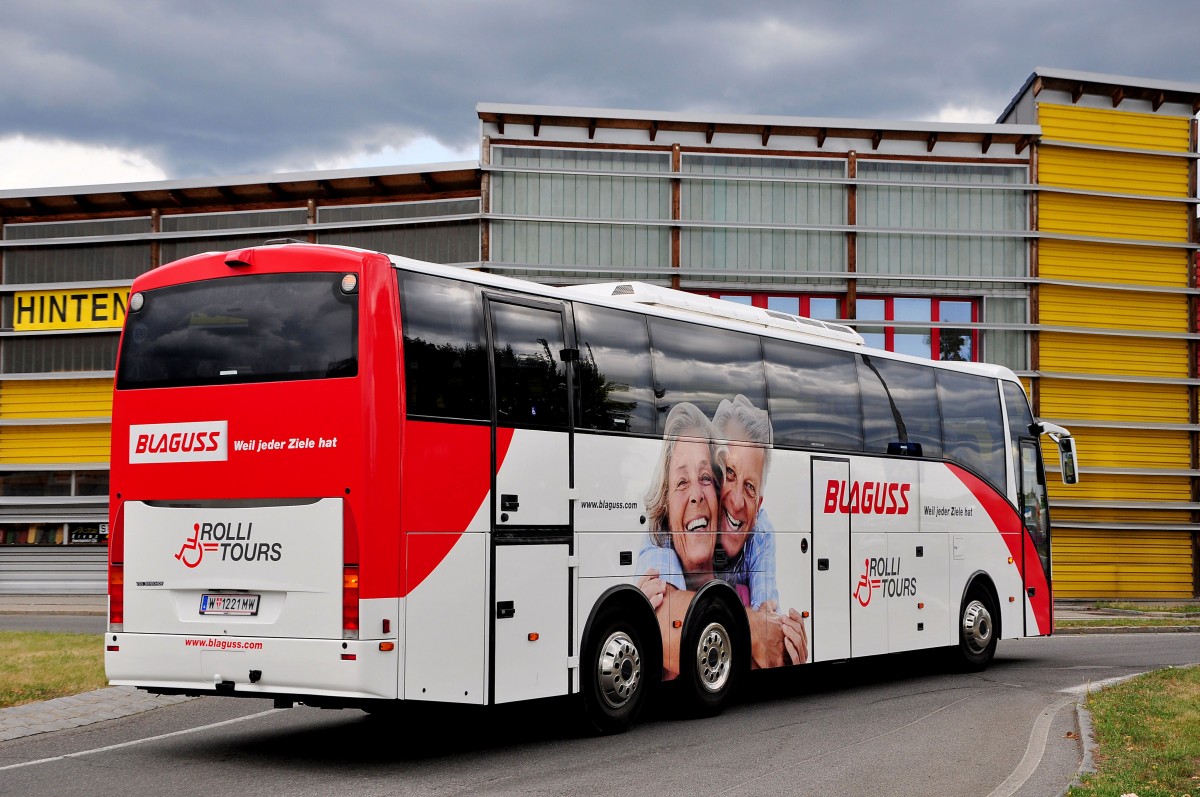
713,394,772,487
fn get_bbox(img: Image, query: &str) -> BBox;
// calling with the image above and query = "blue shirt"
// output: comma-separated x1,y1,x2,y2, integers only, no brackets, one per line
636,509,778,608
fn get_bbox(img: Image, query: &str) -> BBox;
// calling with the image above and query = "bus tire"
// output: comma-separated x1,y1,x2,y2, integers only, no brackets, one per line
581,608,648,734
957,586,998,670
681,599,739,716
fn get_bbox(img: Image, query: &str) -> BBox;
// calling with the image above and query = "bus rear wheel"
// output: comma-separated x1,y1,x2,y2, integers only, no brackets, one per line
957,587,998,670
581,610,647,734
681,601,739,716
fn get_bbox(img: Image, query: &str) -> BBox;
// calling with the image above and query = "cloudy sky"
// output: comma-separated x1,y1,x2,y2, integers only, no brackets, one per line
2,0,1197,191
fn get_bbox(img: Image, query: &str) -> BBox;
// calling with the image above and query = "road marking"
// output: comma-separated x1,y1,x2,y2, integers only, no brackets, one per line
983,695,1074,797
0,708,280,772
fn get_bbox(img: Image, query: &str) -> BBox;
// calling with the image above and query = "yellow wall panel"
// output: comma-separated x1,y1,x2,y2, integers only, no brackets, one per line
1038,146,1190,197
1041,426,1191,471
1048,473,1191,503
1037,103,1192,152
0,424,111,464
1038,239,1188,288
1039,333,1188,378
1039,284,1187,333
0,379,113,419
1051,507,1193,525
1039,193,1191,242
1039,379,1189,424
1052,528,1193,599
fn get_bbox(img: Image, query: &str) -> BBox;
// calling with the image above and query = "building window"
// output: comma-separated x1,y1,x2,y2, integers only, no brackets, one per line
705,292,844,321
856,297,978,361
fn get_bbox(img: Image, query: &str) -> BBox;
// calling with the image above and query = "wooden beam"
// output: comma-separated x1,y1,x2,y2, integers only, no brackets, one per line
1032,76,1044,96
872,129,883,150
761,126,772,147
495,114,505,135
533,116,541,137
1071,82,1084,103
587,118,596,139
1111,87,1124,108
981,133,992,154
1015,135,1030,155
926,132,937,153
1153,91,1166,112
705,124,715,144
649,121,658,142
817,127,827,148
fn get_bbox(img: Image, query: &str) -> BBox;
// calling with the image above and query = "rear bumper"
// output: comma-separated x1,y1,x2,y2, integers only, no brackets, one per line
105,632,398,702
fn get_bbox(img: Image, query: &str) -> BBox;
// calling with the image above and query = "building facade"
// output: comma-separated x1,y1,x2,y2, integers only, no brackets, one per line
0,68,1196,598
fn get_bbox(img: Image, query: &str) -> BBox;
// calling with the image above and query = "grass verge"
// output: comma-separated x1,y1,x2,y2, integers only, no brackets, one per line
0,631,106,709
1068,666,1200,797
1057,618,1200,629
1095,602,1200,615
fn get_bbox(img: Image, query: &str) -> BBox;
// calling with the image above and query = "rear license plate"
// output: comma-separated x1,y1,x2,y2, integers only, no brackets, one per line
199,593,260,616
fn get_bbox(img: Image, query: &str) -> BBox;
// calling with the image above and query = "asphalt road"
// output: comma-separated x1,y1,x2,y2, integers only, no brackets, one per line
2,633,1198,797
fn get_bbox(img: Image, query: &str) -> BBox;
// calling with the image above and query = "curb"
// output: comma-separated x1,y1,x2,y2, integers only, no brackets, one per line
1054,625,1200,635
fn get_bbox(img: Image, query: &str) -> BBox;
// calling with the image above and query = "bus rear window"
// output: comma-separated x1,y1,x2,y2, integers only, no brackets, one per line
116,272,357,389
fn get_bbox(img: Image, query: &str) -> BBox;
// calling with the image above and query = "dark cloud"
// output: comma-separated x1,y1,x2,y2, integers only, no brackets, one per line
1,0,1197,178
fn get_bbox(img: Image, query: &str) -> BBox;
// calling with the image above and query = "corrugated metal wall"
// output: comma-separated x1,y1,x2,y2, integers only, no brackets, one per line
1035,102,1197,599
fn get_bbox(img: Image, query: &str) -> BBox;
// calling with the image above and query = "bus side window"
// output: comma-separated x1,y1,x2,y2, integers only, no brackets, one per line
648,317,766,432
398,272,489,421
937,370,1006,491
764,339,863,451
858,355,942,458
1001,381,1036,495
572,303,656,435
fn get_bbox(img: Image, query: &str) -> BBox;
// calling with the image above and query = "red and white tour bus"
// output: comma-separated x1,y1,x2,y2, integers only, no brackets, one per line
105,242,1078,732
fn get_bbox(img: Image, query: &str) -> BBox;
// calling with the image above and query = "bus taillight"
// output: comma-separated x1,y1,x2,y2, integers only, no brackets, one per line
109,563,124,630
343,565,360,639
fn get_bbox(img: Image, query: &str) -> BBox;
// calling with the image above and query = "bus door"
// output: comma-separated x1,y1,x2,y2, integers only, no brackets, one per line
485,295,574,704
1018,437,1051,635
811,457,851,661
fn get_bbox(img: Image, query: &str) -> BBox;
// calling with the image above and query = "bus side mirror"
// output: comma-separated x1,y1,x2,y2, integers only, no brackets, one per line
1058,436,1079,485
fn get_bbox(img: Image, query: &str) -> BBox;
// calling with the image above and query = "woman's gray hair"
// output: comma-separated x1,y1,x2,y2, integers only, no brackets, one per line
644,402,718,548
713,394,772,488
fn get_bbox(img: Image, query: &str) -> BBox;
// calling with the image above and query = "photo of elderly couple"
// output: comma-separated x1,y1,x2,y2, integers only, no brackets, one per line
637,395,809,679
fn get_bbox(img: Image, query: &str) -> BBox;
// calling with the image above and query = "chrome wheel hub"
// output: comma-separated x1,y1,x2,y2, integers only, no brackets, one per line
962,599,993,655
597,631,641,710
695,621,732,694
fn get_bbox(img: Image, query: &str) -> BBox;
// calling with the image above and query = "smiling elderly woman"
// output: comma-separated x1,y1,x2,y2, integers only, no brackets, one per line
642,401,720,589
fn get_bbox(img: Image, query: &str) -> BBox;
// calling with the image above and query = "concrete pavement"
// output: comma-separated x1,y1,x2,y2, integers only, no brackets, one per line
1,595,1197,745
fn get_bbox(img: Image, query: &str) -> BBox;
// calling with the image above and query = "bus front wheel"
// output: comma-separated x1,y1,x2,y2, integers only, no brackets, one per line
581,609,647,734
957,587,998,670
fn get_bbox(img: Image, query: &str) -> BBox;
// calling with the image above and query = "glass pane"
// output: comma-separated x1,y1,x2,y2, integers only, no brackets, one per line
400,273,489,421
117,273,357,389
938,330,972,361
0,471,71,497
491,302,569,430
857,299,885,320
648,318,765,428
574,303,656,434
808,298,839,320
937,370,1006,491
718,295,754,306
74,471,110,497
766,296,800,315
859,355,942,457
765,340,862,450
894,298,931,322
894,332,931,358
939,301,972,323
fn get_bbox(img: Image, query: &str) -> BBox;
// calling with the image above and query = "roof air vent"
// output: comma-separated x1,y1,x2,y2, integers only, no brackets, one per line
611,284,635,296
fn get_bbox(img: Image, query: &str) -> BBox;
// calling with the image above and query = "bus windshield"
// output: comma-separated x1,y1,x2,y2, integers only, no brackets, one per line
116,272,357,389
